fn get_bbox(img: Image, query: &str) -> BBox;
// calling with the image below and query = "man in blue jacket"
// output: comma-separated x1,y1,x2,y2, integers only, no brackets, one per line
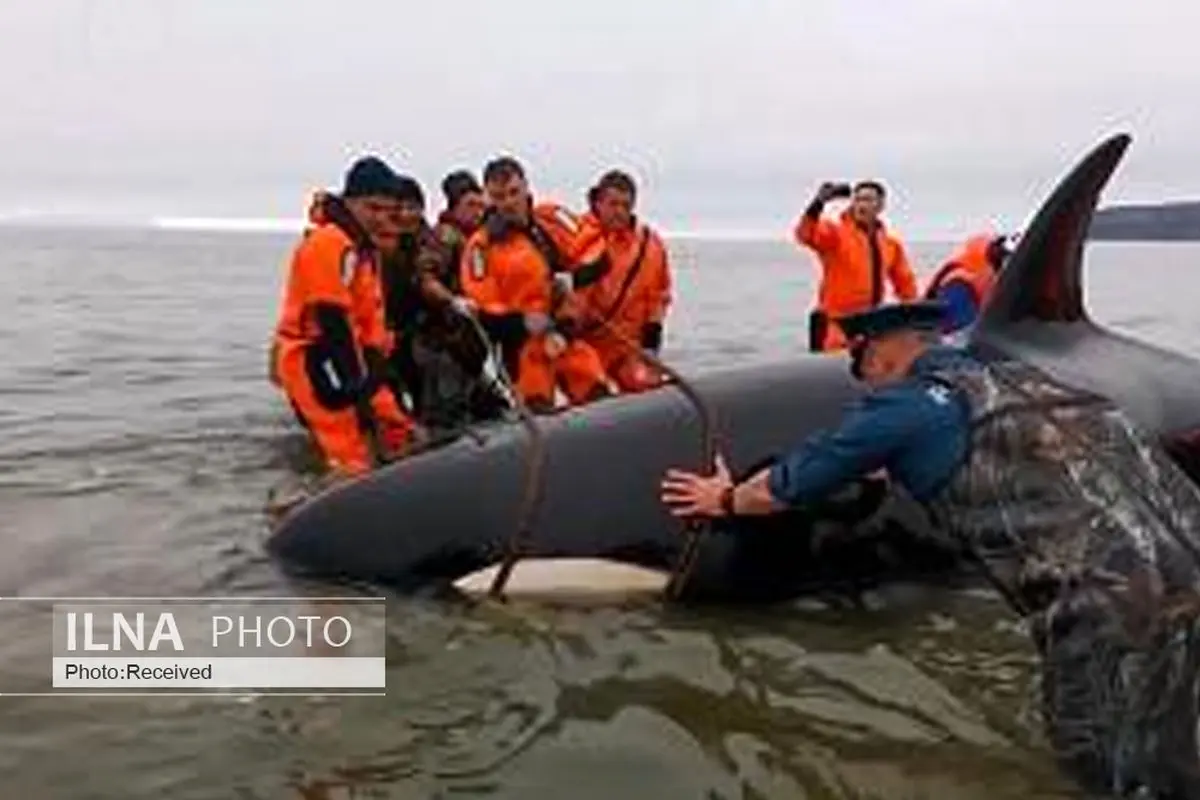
662,300,1200,799
661,300,970,518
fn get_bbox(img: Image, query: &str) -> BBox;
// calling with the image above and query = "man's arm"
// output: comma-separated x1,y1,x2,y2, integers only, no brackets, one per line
458,237,538,349
793,208,839,254
724,388,929,516
299,239,371,397
792,184,842,254
415,233,459,309
723,469,784,515
642,232,672,353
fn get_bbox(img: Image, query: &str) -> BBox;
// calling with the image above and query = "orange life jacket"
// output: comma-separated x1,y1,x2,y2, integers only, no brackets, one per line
530,201,606,267
274,197,391,356
573,212,671,343
459,200,607,318
460,225,556,317
794,208,919,317
924,233,998,307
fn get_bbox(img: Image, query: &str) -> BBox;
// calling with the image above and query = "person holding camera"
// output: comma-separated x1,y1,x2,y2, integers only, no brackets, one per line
793,180,919,353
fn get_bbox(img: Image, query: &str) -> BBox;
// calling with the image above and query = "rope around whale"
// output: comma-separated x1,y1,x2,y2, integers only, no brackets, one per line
584,315,719,601
448,302,717,601
447,309,550,600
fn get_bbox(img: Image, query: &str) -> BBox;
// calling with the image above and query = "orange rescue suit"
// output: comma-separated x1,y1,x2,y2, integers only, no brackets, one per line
571,212,672,392
458,202,611,410
271,196,415,475
923,233,998,308
794,209,918,351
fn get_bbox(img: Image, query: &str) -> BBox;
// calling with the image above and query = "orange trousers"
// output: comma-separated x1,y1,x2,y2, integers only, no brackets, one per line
588,336,663,393
275,340,415,475
511,334,609,410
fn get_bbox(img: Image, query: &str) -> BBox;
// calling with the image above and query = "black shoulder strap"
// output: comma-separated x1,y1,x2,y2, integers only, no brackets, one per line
578,227,652,334
866,225,885,307
527,221,569,275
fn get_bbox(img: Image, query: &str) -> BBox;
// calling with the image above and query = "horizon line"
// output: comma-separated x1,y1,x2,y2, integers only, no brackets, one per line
0,212,976,243
0,210,1173,245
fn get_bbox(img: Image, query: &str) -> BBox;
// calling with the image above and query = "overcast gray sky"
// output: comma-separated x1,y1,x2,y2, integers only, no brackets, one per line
0,0,1196,237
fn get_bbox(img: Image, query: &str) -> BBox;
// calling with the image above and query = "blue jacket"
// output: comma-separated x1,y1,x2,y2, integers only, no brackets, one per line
766,345,974,505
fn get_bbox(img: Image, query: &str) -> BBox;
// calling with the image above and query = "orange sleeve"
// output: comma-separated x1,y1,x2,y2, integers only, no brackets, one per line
533,203,590,264
573,230,608,273
793,213,839,255
888,238,919,301
572,226,607,269
648,233,672,323
458,236,512,316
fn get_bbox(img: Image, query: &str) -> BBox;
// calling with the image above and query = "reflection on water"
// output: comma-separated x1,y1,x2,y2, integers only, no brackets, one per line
1,228,1196,798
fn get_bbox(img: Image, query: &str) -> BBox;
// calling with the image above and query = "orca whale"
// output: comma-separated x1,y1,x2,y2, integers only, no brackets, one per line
265,132,1200,603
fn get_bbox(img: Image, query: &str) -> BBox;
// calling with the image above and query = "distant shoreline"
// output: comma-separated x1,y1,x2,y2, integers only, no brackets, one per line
1090,201,1200,241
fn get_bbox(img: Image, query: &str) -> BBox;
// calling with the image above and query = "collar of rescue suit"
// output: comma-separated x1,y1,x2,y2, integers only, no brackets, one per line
482,206,537,243
320,193,376,255
582,211,641,243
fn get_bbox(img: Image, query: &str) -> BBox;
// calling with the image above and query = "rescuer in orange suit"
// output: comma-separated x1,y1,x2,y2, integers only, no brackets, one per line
793,180,919,352
924,232,1015,333
271,156,421,476
458,156,614,412
572,169,672,393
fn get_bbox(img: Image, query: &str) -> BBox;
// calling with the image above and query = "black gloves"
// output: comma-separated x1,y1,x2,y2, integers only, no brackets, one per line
805,181,852,218
641,322,663,352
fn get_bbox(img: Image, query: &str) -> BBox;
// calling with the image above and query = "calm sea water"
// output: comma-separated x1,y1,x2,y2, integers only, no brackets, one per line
2,225,1198,799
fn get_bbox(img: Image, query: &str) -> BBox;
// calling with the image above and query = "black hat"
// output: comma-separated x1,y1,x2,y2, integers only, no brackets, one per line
442,170,482,209
839,300,947,342
342,156,405,199
394,174,425,207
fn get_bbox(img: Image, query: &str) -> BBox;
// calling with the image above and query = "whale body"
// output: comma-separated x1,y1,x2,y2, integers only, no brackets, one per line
265,132,1200,603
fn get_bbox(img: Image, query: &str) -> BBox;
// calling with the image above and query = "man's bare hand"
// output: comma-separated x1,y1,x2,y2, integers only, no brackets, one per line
660,453,734,518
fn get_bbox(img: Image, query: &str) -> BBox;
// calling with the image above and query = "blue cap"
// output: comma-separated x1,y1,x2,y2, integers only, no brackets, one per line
342,156,405,199
839,300,947,341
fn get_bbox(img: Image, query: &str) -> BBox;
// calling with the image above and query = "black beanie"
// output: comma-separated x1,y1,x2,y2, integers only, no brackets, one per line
342,156,404,199
442,170,482,209
394,174,425,208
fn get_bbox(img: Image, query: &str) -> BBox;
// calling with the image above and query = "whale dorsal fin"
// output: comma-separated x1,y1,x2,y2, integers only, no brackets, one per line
970,133,1131,339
